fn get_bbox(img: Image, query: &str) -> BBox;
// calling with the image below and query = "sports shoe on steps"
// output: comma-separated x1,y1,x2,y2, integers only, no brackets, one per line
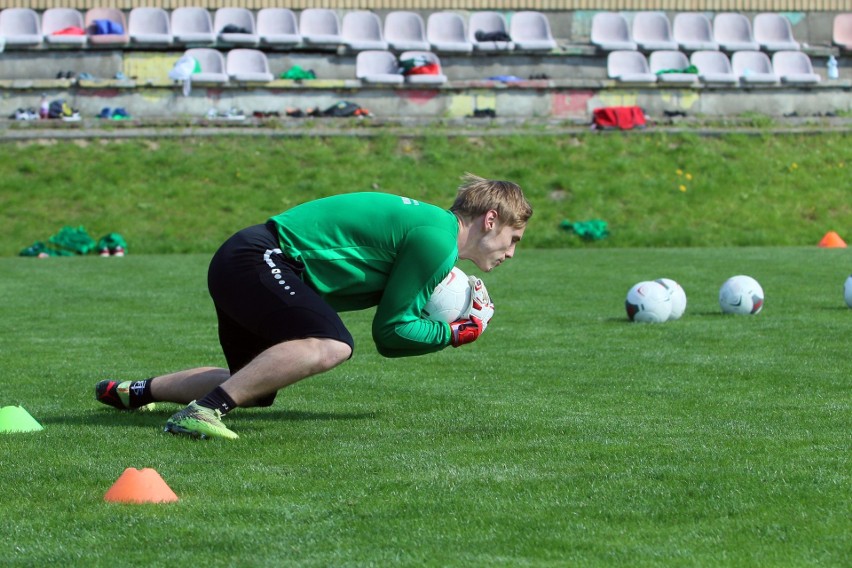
164,401,239,440
95,380,155,411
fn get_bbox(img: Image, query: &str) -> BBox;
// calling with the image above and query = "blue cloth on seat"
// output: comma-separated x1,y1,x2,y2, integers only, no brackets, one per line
92,19,124,35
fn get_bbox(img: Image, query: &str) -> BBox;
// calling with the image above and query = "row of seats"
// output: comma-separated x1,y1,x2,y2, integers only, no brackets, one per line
3,7,849,55
593,11,852,53
175,47,450,85
609,50,822,85
0,7,555,53
180,45,822,88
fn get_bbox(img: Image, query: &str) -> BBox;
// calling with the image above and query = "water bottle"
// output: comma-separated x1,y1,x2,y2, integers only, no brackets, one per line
827,55,839,80
39,94,49,119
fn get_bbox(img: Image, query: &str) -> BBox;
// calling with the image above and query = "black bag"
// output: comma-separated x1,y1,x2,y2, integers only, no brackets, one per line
309,101,361,117
475,30,511,42
48,100,64,119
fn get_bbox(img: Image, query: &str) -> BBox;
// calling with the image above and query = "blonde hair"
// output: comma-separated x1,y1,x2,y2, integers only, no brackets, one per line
450,173,533,229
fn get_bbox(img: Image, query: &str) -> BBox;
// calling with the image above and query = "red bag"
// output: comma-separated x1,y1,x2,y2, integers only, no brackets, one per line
406,63,440,76
593,106,646,130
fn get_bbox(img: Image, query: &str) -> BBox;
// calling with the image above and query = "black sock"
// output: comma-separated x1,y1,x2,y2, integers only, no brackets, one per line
128,378,155,408
197,386,238,415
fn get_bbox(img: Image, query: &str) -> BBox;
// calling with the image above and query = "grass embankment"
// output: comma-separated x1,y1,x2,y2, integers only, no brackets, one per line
0,132,849,256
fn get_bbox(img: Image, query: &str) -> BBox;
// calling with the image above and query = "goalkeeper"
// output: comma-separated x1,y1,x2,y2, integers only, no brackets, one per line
95,174,532,439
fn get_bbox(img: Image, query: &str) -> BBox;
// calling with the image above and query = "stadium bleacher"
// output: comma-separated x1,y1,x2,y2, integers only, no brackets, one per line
0,6,847,121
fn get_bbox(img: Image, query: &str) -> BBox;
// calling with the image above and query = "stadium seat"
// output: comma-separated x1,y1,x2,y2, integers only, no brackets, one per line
607,51,657,83
226,49,273,82
772,51,820,84
632,12,678,51
591,13,636,51
184,48,229,83
399,50,447,85
85,8,129,46
427,12,473,53
731,51,778,84
355,50,404,84
713,13,759,52
43,8,87,46
128,7,172,46
690,51,738,85
753,14,800,51
469,11,514,52
384,11,429,51
509,11,556,52
834,14,852,51
0,8,43,48
649,50,699,84
215,8,259,46
257,8,301,48
342,11,388,51
673,13,718,51
171,8,215,45
299,8,342,48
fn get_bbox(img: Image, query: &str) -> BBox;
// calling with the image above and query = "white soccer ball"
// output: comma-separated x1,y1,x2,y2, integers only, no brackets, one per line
844,275,852,308
625,281,672,323
423,267,473,323
719,275,764,315
655,278,687,320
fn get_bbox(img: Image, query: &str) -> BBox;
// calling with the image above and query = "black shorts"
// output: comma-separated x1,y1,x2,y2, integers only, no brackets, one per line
207,222,354,390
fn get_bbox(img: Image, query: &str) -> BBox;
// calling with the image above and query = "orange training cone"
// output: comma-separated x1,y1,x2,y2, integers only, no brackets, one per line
104,468,179,504
818,231,847,248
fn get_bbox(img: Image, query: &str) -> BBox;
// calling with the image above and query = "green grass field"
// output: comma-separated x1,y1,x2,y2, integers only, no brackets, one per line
1,248,849,566
1,132,850,255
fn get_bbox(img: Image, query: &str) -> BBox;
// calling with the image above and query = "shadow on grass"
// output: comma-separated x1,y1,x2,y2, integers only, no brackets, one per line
41,408,376,428
247,409,377,422
603,311,728,324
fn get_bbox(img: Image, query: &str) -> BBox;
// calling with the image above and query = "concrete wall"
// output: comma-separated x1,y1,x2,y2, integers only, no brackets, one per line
2,76,849,122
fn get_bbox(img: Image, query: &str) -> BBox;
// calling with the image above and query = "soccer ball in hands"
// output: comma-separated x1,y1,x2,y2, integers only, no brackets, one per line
845,275,852,308
719,275,764,315
423,267,473,323
655,278,687,320
625,281,672,323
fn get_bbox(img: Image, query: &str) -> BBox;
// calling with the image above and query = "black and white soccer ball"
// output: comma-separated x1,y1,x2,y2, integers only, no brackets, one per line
625,281,672,323
655,278,687,321
423,267,473,323
719,275,764,315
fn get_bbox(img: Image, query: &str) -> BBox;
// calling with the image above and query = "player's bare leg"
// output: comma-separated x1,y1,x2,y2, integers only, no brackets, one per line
218,337,352,406
164,338,352,439
150,367,231,404
96,367,229,410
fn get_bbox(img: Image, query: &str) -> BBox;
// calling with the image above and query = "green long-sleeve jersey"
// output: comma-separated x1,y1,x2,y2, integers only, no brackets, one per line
268,192,459,357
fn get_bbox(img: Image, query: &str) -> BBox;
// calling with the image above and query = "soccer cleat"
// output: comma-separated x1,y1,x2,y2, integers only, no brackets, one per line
95,380,155,411
96,380,131,409
164,402,238,440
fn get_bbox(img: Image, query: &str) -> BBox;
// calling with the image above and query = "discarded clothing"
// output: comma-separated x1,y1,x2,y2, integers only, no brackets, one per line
560,219,609,241
592,106,646,130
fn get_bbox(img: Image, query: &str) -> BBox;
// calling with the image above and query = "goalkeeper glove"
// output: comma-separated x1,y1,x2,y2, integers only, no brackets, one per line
450,315,485,347
467,276,495,327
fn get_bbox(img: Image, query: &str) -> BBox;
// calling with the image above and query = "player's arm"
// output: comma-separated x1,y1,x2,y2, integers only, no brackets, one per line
371,227,457,358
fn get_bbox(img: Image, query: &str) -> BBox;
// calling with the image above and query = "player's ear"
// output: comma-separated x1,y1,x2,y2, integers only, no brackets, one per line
483,209,499,231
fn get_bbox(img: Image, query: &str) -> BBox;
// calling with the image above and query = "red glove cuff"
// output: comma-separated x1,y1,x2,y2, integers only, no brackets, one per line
450,316,484,347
